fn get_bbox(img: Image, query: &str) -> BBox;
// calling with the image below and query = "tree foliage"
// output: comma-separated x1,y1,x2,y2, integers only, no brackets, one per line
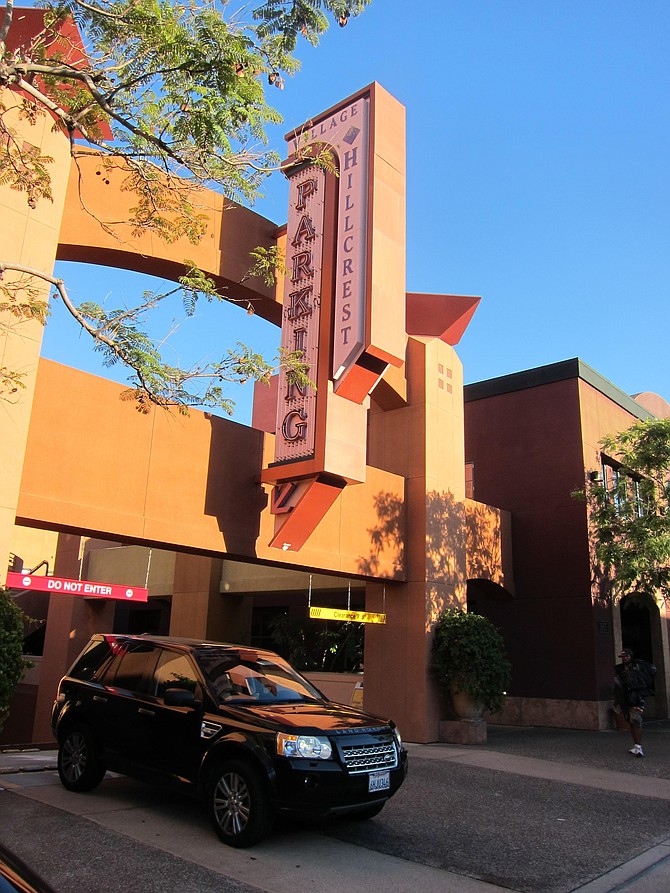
0,0,370,411
0,587,27,732
578,417,670,604
268,612,363,673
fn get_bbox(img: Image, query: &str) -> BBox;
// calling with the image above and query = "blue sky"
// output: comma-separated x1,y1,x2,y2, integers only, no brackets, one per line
46,0,670,423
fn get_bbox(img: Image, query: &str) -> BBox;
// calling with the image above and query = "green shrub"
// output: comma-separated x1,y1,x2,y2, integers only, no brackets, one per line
0,587,27,732
431,608,511,715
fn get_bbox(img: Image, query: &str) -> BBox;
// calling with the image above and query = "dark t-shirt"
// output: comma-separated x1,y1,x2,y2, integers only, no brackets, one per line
615,662,647,708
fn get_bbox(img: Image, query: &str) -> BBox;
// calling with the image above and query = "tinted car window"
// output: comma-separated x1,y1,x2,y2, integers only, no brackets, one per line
111,643,159,694
68,638,114,681
152,651,202,700
193,646,323,704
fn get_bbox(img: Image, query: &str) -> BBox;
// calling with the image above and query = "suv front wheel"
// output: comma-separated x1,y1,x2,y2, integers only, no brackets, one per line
58,723,106,792
208,758,274,848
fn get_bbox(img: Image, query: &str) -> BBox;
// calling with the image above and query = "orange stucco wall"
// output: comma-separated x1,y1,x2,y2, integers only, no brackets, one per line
579,378,655,470
17,359,405,580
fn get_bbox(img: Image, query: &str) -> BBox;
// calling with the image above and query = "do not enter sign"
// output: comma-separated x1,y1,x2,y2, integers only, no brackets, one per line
6,571,148,602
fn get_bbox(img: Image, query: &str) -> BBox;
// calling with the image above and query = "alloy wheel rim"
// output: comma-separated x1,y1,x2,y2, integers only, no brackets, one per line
63,732,86,781
213,772,251,836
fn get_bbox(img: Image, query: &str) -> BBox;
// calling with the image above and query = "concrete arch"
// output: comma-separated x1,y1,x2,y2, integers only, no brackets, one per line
56,153,285,325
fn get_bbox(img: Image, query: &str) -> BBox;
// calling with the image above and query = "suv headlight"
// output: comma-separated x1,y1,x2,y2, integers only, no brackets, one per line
277,732,333,760
393,727,402,752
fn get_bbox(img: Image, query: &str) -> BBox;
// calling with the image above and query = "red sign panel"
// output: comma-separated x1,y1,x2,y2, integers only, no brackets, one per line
273,165,326,463
6,572,148,602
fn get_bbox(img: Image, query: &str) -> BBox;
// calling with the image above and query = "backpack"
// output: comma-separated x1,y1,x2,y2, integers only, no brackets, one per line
636,659,657,691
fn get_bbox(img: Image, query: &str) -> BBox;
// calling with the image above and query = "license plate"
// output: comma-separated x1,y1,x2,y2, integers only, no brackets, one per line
368,770,390,792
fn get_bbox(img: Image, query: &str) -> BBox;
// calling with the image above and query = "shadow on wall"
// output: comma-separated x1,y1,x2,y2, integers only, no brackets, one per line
356,489,470,628
583,519,615,605
205,415,267,554
465,500,505,585
356,491,406,578
425,491,467,630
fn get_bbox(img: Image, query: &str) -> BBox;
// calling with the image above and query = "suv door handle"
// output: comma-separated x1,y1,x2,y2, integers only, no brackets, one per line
138,708,155,717
93,695,107,703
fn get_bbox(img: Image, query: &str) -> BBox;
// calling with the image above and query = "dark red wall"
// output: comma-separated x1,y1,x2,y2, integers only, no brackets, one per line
464,377,597,701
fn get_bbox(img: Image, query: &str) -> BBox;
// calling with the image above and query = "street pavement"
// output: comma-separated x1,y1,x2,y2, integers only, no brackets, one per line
2,723,670,893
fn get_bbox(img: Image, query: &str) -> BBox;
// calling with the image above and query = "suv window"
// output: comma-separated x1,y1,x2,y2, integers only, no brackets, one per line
68,638,114,682
193,646,322,704
152,651,202,700
110,642,159,694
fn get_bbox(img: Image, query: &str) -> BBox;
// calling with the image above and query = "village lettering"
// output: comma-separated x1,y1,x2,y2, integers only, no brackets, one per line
306,102,358,143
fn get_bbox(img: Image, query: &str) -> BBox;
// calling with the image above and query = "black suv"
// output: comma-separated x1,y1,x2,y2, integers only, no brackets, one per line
51,634,408,847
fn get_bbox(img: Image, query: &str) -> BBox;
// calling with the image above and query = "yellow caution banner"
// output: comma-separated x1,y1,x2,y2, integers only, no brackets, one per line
309,607,386,624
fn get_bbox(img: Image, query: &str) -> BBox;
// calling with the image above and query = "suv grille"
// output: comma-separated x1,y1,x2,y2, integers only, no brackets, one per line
339,737,398,774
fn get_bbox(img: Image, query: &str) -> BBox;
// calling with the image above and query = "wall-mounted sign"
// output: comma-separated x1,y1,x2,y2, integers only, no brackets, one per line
309,606,386,624
273,164,326,464
262,84,406,551
6,571,148,602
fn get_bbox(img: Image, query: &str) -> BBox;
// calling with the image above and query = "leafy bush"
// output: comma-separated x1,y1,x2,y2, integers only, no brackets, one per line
431,609,511,714
0,588,27,732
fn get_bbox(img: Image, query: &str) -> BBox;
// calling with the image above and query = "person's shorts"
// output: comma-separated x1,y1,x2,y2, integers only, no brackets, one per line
613,704,644,727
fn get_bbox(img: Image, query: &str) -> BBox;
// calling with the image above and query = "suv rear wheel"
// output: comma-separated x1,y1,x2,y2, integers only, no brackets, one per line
58,723,106,792
208,759,273,847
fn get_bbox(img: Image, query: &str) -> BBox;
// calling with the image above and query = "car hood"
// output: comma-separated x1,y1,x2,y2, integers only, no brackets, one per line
217,701,392,733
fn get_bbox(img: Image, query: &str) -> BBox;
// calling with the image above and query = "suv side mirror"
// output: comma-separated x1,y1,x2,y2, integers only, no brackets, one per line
164,687,198,708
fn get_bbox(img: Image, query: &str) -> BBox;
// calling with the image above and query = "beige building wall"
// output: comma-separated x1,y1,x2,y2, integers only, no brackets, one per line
0,102,72,585
8,525,59,576
578,377,670,723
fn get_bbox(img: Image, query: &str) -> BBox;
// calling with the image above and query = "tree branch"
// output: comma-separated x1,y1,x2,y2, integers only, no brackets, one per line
0,0,14,50
0,261,130,358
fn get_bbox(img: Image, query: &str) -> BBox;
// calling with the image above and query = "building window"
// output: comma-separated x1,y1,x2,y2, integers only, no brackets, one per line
465,462,474,499
601,459,646,518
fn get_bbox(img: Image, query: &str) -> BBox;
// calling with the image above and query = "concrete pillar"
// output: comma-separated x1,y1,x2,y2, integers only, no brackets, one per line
32,534,115,743
651,600,669,720
364,337,468,743
171,553,253,643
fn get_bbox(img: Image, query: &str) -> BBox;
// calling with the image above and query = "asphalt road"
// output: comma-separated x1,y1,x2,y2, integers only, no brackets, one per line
2,725,670,893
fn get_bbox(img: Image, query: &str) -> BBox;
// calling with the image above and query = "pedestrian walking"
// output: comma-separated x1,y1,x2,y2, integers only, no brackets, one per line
613,648,648,757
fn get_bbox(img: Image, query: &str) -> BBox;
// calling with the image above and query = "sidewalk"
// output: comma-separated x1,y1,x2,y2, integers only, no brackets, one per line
0,746,58,774
3,723,670,893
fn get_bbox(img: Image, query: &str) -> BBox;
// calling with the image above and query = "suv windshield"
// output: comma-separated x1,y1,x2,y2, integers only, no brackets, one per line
193,646,324,705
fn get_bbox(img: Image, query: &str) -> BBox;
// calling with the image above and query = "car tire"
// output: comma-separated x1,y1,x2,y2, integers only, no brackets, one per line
57,723,106,792
348,801,386,820
208,759,273,847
